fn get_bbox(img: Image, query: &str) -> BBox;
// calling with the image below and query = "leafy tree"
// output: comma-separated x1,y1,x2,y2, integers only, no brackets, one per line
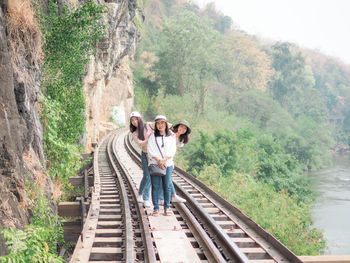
256,134,313,202
153,10,220,115
227,89,293,129
287,65,328,121
268,42,328,121
218,34,273,92
203,2,232,34
186,129,258,176
314,75,338,111
268,42,306,106
185,128,312,202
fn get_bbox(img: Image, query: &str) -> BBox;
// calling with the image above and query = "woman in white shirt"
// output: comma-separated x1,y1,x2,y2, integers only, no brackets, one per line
147,115,176,216
130,111,153,207
165,120,192,203
172,120,191,149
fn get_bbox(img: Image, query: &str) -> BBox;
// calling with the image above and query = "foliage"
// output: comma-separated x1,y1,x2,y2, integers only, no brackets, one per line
217,34,274,92
111,106,127,128
153,10,220,115
39,0,105,181
256,134,313,202
268,42,329,122
0,186,64,262
39,93,82,182
288,116,334,169
197,168,326,255
268,42,306,106
60,185,84,202
185,129,313,203
202,2,232,34
132,57,161,118
0,227,64,263
41,0,105,144
227,89,293,129
227,89,334,169
28,189,64,247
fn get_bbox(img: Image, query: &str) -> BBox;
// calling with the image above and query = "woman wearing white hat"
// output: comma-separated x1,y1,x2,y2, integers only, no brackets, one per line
130,111,153,207
167,120,192,203
147,115,177,216
172,120,191,149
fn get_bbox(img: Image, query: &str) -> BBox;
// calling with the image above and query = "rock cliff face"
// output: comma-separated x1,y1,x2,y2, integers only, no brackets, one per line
0,0,50,254
84,0,140,152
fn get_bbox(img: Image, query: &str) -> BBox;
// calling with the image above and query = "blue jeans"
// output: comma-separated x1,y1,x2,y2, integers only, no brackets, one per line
151,165,174,210
138,152,151,201
159,180,176,200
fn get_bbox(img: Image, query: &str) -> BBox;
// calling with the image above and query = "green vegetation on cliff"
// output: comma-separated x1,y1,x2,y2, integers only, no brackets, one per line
40,0,105,182
0,185,64,262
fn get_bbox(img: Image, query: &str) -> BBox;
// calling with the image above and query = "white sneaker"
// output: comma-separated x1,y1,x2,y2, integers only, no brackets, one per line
144,200,152,207
137,195,144,203
172,194,186,203
159,199,164,205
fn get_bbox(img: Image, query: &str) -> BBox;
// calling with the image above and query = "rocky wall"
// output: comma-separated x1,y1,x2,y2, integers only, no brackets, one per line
84,0,140,152
0,1,51,255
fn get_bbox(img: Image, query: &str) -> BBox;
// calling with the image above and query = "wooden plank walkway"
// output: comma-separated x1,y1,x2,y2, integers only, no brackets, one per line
148,209,201,263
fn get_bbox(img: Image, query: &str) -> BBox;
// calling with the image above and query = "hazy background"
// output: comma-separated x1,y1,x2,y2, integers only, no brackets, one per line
195,0,350,65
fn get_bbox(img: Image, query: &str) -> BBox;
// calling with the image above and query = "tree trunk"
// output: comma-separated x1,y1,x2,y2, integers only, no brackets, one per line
199,71,206,116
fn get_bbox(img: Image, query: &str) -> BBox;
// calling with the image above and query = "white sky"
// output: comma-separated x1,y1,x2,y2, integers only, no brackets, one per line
195,0,350,65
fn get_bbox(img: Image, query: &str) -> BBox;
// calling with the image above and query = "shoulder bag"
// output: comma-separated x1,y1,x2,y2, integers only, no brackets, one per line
148,136,166,176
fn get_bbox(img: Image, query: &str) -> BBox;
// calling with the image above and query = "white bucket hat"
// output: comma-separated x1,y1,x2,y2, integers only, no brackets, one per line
151,115,172,129
154,115,167,122
130,111,141,118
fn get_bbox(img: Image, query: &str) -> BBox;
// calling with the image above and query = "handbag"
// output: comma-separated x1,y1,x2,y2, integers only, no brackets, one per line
148,136,166,176
149,164,166,176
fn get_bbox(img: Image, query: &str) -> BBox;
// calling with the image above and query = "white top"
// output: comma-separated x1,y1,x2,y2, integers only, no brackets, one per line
131,122,153,153
171,131,184,149
176,139,184,148
147,133,176,167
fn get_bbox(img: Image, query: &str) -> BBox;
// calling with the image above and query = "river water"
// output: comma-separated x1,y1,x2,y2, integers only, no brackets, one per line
310,153,350,254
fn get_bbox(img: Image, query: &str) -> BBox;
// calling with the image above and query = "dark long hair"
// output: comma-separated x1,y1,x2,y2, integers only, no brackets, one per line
154,122,171,137
171,125,190,144
129,117,147,140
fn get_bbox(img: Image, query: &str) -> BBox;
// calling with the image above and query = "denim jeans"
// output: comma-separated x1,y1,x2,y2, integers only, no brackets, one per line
159,179,176,200
138,152,151,201
151,165,174,210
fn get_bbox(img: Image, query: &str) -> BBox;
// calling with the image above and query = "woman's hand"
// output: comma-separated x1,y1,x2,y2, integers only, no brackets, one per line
157,159,167,170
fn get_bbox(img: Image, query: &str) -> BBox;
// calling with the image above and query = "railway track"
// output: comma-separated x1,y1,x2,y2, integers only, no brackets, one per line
124,131,303,263
70,130,155,262
70,129,304,262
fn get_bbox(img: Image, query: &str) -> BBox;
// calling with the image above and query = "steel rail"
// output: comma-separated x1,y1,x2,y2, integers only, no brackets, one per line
112,131,157,263
175,202,228,263
106,134,134,263
173,165,304,263
175,183,250,263
116,135,157,262
70,132,111,262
